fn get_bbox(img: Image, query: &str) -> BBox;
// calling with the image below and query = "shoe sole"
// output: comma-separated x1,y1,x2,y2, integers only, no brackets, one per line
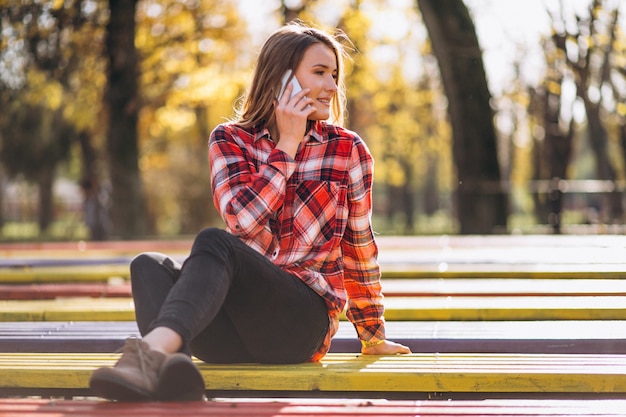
89,371,153,402
155,354,205,401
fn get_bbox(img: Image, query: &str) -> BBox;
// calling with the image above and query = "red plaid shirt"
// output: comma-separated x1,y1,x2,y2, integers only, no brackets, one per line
209,120,385,361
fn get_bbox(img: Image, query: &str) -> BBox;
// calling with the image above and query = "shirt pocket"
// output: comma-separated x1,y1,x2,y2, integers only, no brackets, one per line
291,180,340,247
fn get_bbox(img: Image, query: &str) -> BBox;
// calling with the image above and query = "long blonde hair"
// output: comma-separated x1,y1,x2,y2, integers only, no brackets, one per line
236,22,349,128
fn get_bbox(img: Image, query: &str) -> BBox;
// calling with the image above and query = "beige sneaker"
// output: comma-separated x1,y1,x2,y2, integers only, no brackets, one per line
89,338,165,401
155,353,206,401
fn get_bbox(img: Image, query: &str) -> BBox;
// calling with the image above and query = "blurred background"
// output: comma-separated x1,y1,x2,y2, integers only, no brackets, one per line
1,0,626,241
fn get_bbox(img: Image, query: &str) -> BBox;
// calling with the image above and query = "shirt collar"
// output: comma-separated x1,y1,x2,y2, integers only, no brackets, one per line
253,121,327,144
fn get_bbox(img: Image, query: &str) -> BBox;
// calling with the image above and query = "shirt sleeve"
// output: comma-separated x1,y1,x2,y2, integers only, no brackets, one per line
209,124,296,239
341,135,386,345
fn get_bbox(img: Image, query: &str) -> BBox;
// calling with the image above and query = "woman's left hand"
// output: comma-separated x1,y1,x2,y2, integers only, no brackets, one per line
361,340,412,355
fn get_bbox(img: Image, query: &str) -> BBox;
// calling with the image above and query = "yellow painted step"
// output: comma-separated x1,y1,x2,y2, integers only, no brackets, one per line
1,352,626,394
0,265,130,283
2,296,626,321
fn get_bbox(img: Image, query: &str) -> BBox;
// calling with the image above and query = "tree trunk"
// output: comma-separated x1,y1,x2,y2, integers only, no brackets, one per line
37,170,54,233
583,98,622,222
0,169,4,230
79,131,109,240
105,0,145,238
417,0,507,234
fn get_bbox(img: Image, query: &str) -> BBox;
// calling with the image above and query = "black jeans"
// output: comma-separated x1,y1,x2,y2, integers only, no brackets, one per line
130,227,329,364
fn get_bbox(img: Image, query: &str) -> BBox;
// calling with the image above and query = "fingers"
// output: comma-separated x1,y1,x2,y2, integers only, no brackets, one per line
278,84,311,108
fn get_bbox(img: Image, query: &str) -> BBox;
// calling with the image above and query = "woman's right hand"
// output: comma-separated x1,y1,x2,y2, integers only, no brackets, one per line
274,83,315,158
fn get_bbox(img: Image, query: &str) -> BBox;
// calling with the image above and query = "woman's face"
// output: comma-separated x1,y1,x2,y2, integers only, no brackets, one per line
294,43,338,121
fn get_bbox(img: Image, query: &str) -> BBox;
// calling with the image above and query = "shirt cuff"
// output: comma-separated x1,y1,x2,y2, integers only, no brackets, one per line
361,338,385,348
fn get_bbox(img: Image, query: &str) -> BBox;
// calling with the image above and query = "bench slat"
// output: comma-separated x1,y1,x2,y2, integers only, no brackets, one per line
0,283,132,300
4,278,626,300
3,267,626,283
0,266,130,283
381,278,626,296
0,398,626,417
2,352,626,397
1,321,626,354
3,296,626,322
1,398,626,416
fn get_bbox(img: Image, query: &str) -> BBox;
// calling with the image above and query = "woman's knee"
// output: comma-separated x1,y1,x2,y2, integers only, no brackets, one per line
191,227,234,254
130,252,181,284
194,227,229,244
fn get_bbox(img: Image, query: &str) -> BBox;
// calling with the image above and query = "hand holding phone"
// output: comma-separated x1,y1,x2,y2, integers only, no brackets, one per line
278,70,303,101
274,70,313,158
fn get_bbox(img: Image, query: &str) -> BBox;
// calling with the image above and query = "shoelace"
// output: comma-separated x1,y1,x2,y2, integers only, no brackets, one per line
133,338,149,386
117,337,151,387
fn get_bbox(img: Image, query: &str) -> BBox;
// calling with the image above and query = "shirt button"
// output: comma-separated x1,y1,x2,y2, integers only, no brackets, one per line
272,249,279,259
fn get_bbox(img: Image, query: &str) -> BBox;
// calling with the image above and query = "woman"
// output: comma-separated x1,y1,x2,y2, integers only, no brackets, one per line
89,21,410,403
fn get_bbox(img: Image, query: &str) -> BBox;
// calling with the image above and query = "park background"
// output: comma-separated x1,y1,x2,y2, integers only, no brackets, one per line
1,0,626,241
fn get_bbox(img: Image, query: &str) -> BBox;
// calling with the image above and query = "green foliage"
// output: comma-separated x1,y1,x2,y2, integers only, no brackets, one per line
135,0,248,234
0,0,456,238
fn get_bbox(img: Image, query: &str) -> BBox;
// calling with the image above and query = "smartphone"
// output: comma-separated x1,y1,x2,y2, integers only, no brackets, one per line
278,70,303,100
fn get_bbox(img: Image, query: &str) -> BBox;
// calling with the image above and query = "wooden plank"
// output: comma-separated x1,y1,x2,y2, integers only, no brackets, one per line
0,283,132,300
4,278,626,300
382,296,626,321
3,266,625,283
380,278,626,296
2,352,626,397
3,234,626,281
382,268,626,279
1,234,624,253
2,398,626,416
0,298,136,321
0,257,132,268
0,266,130,284
1,398,626,416
2,320,626,354
0,239,191,254
3,296,626,322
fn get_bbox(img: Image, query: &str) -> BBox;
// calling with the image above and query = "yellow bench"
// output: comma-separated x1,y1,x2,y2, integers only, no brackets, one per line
2,295,626,322
0,266,130,284
2,352,626,399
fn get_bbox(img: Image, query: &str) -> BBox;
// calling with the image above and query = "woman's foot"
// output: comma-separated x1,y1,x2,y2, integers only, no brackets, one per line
89,338,165,401
155,353,206,401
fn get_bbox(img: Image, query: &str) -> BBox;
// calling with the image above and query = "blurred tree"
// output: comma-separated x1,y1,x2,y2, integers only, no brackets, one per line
493,56,536,226
106,0,145,238
527,32,575,234
562,0,623,223
135,0,248,235
1,98,75,232
0,0,107,235
335,0,452,234
529,0,625,232
417,0,507,234
282,0,308,23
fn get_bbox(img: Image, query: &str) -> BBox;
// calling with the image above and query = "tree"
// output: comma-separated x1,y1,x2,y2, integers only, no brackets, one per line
528,0,625,232
417,0,507,234
559,0,623,223
105,0,145,238
135,0,248,235
0,0,106,235
527,32,575,233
